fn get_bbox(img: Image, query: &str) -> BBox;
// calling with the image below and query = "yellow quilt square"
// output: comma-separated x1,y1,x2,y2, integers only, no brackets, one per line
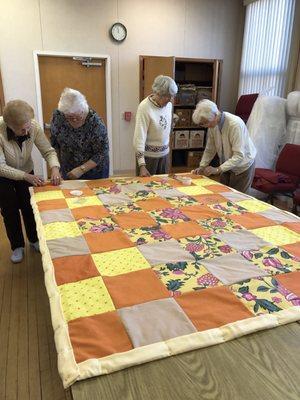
177,186,213,196
66,196,103,209
92,247,151,276
44,221,81,240
230,276,296,315
236,199,272,213
153,261,222,296
251,226,300,246
192,178,217,187
33,190,64,202
58,276,115,322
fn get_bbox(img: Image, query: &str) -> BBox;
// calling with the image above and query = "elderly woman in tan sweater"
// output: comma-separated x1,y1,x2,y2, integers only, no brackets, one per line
0,100,61,263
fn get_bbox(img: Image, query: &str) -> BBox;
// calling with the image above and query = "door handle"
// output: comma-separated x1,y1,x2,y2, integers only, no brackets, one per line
44,123,51,130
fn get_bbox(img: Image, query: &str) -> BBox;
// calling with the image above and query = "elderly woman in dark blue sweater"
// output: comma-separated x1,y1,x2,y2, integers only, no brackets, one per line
50,88,109,180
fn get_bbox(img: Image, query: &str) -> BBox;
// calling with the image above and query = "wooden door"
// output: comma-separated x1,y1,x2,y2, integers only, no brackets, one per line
212,60,222,105
38,55,106,139
140,56,175,101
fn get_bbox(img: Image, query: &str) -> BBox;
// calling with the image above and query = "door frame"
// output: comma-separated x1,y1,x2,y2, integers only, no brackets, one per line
33,50,113,178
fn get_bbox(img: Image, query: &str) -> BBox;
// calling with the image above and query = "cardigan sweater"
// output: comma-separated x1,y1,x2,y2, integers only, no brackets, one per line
200,112,256,175
0,117,60,180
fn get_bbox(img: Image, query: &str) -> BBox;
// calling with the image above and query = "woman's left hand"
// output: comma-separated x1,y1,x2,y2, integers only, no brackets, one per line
51,167,62,186
67,167,83,180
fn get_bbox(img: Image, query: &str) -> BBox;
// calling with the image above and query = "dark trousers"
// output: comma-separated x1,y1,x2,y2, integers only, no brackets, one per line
220,162,256,193
136,156,169,176
0,175,38,250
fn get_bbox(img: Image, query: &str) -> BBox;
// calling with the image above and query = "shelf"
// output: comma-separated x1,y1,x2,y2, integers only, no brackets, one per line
175,81,213,86
173,127,205,130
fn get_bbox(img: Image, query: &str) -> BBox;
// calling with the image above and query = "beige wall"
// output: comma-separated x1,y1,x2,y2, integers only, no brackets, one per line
0,0,245,174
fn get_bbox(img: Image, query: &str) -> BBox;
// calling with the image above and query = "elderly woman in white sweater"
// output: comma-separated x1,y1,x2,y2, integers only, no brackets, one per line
133,75,178,176
192,100,256,193
0,100,61,263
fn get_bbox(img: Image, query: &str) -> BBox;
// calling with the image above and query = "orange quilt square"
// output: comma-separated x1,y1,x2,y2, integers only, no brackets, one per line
136,197,173,211
282,222,300,235
68,311,133,363
193,194,227,205
162,221,210,239
229,212,276,229
176,286,253,331
33,185,61,193
112,211,157,229
53,254,100,285
205,184,232,193
71,205,109,220
84,230,135,253
62,188,95,198
103,269,170,309
180,204,221,221
37,198,68,212
276,271,300,297
282,242,300,259
136,176,162,183
86,179,114,189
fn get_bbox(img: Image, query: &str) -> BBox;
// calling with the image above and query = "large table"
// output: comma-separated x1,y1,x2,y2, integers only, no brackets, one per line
30,174,300,391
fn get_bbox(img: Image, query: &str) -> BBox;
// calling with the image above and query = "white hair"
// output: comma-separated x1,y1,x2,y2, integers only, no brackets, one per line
192,99,219,125
152,75,178,97
58,88,89,114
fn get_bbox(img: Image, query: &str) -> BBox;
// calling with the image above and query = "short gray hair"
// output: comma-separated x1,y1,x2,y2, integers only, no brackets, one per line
58,88,89,114
152,75,178,97
192,99,219,125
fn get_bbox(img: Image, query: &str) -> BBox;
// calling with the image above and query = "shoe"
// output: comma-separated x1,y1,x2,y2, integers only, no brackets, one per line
30,241,40,252
11,247,24,263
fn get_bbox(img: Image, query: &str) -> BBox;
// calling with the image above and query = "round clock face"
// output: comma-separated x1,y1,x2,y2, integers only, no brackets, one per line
110,23,127,42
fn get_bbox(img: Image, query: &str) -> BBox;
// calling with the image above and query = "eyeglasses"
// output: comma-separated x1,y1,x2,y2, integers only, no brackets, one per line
65,113,86,122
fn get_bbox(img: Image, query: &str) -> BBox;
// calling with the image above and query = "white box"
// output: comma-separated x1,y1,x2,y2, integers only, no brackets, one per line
189,130,205,148
174,130,189,149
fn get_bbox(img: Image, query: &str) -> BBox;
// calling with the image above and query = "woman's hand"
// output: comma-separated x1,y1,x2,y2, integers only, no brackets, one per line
50,167,62,186
67,167,84,180
139,165,151,177
203,166,220,176
24,173,45,187
191,166,204,175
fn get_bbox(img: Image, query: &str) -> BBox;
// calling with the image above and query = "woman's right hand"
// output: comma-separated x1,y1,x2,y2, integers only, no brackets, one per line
191,166,204,175
24,173,45,187
139,165,151,177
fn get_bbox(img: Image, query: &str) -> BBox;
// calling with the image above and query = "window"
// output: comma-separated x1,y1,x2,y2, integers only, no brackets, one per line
239,0,296,97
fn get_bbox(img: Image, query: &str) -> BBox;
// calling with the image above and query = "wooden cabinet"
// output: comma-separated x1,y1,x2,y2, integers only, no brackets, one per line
139,55,222,173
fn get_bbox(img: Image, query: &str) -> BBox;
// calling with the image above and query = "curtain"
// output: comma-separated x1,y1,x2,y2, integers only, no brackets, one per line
239,0,296,97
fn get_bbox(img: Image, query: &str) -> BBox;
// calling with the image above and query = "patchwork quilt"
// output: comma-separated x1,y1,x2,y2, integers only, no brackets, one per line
30,175,300,388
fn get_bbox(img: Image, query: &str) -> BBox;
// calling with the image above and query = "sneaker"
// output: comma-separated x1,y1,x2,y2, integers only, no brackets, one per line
30,241,40,252
11,247,24,263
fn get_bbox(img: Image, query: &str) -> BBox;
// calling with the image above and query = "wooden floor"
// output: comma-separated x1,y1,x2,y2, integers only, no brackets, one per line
0,218,71,400
1,196,300,400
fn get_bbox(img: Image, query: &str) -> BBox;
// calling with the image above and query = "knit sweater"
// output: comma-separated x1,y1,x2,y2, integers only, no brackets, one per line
0,117,60,180
200,112,256,175
133,96,172,167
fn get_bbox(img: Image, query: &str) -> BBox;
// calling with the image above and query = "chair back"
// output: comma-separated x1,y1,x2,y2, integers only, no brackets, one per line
276,144,300,178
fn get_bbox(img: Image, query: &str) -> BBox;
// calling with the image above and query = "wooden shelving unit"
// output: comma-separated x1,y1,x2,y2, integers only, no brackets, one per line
139,56,222,173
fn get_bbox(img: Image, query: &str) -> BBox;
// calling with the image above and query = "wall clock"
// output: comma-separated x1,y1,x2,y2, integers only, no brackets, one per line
110,22,127,43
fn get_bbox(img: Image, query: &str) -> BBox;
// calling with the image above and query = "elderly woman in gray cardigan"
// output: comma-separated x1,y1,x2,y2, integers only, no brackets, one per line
0,100,61,263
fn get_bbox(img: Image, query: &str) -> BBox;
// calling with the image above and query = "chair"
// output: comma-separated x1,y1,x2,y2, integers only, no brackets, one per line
252,144,300,204
293,189,300,215
235,93,259,123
